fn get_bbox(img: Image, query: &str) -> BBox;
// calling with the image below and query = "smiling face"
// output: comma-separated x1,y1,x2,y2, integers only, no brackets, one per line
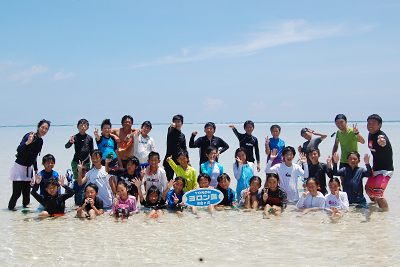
283,151,294,164
148,155,160,169
198,177,210,188
45,183,60,197
347,154,360,169
236,151,247,162
302,131,312,141
306,179,318,196
37,123,50,138
116,184,128,200
101,124,111,137
218,178,230,190
308,150,320,164
43,160,55,172
85,186,98,199
91,153,102,167
245,124,254,135
249,179,261,193
206,149,217,161
141,125,151,137
177,155,189,166
335,119,347,132
204,126,215,138
328,181,340,194
174,179,185,193
77,123,89,134
270,127,280,139
148,191,159,204
122,118,133,131
367,119,381,134
267,176,279,191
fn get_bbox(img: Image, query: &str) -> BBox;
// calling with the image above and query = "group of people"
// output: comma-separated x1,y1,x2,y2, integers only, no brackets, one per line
7,113,393,220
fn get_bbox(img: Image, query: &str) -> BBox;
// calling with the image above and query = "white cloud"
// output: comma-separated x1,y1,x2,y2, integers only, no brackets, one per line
203,98,227,111
9,65,48,82
53,70,77,81
124,19,346,69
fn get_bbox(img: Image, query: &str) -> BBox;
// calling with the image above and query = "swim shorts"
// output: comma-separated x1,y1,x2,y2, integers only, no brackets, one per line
365,171,393,199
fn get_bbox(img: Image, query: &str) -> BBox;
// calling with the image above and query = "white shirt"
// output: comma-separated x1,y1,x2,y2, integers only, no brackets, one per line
141,167,167,195
134,133,156,164
296,192,325,209
325,191,349,211
86,166,113,208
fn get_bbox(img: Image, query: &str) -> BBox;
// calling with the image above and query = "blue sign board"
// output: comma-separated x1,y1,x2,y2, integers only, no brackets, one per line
182,188,224,207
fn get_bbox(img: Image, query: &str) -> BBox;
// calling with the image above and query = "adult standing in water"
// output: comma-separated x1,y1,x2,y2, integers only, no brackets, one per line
8,119,50,210
111,115,139,168
365,114,393,211
332,114,365,168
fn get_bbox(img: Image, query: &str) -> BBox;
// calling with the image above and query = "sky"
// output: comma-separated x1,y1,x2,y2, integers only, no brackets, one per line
1,1,399,126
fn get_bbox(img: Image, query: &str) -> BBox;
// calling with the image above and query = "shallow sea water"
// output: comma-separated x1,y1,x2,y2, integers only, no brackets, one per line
0,122,399,266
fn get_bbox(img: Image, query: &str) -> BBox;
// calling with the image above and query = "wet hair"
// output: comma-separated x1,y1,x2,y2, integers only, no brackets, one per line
117,180,129,189
270,124,281,132
148,151,160,160
92,149,103,158
197,173,211,183
300,128,308,136
347,151,360,160
38,119,51,129
85,182,98,193
205,146,217,156
174,176,186,187
82,165,89,173
77,119,89,126
204,122,216,130
126,156,139,166
306,177,319,186
266,173,280,182
146,186,160,202
45,178,59,188
101,119,112,129
308,147,320,156
42,154,55,164
172,114,183,123
329,177,341,187
244,120,254,129
249,176,261,185
178,150,189,158
335,114,347,122
282,146,296,157
235,147,248,167
217,173,231,183
121,115,133,124
141,121,152,129
367,114,382,125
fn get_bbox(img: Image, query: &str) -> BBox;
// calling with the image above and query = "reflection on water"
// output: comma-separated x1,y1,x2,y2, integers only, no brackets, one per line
0,123,399,265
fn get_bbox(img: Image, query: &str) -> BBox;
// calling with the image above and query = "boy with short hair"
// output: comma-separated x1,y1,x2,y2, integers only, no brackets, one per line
134,121,156,174
93,119,122,169
140,151,168,195
65,118,94,207
37,154,59,197
107,155,140,200
31,176,74,217
189,122,229,167
166,150,197,192
298,128,327,159
215,173,236,209
163,115,187,181
307,147,333,195
265,125,285,166
365,114,393,211
77,183,104,219
78,149,113,209
229,120,260,172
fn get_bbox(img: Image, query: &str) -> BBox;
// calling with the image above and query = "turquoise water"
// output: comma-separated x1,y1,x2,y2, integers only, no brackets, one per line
1,122,399,266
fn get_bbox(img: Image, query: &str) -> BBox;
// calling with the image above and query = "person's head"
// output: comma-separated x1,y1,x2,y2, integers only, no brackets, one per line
235,147,248,166
367,114,382,134
244,120,254,135
81,165,89,176
265,173,279,191
146,186,161,204
148,152,160,168
101,119,112,136
306,177,319,195
308,148,320,164
217,173,231,190
197,173,211,188
77,119,89,133
347,151,360,168
205,146,217,162
328,177,341,193
45,178,60,196
204,122,216,137
172,114,184,130
270,125,281,139
126,156,139,174
282,146,296,164
84,183,99,199
177,150,189,166
91,149,103,166
174,176,186,193
42,154,55,172
116,181,129,200
37,119,51,137
249,176,262,193
141,121,152,137
334,114,347,131
300,128,312,141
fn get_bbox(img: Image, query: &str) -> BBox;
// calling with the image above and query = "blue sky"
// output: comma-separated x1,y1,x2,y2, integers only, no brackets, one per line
1,1,399,126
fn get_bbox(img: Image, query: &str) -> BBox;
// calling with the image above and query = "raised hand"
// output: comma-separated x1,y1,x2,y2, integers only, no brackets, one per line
332,153,340,164
170,123,176,128
265,136,270,145
378,135,386,147
167,179,175,190
114,197,119,207
94,128,99,137
35,173,42,184
235,156,243,165
132,178,142,189
263,188,269,202
353,123,359,134
243,188,250,198
333,189,340,199
58,175,65,187
140,166,146,179
299,153,307,164
269,149,278,161
364,153,370,164
229,124,235,129
69,135,75,144
166,155,172,162
308,129,315,134
326,155,332,167
302,189,309,198
77,160,83,171
192,131,198,136
172,193,179,204
26,131,35,145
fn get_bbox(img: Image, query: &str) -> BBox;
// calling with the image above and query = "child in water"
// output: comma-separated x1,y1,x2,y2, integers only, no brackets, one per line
191,173,216,217
239,176,262,210
37,154,60,197
31,176,74,217
201,147,224,188
215,173,237,210
233,147,256,201
325,177,349,218
166,150,197,191
77,183,104,219
265,124,285,166
166,176,186,217
112,181,138,220
296,177,325,217
259,173,287,219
